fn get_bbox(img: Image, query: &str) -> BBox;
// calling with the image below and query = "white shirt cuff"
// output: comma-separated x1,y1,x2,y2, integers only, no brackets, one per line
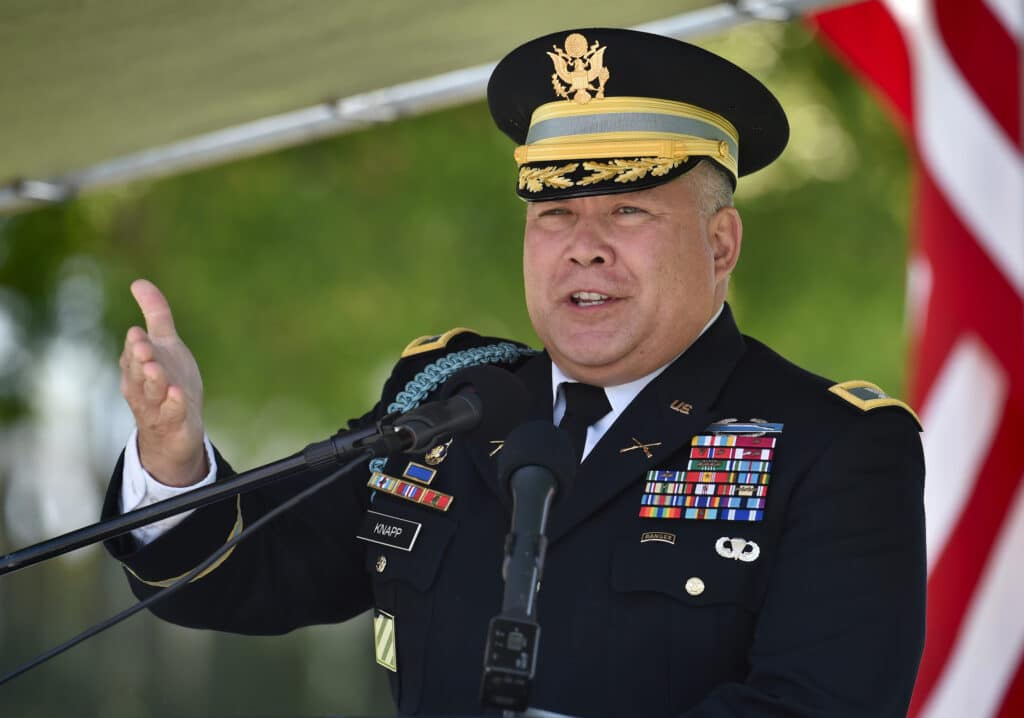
120,428,217,546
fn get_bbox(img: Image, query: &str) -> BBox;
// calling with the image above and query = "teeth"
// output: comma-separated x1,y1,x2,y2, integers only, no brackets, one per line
572,291,611,307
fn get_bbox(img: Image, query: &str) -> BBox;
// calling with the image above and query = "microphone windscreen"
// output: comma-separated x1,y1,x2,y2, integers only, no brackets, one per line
439,365,531,442
497,420,577,500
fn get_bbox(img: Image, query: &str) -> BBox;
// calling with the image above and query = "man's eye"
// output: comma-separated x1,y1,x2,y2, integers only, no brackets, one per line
615,206,645,215
538,208,570,217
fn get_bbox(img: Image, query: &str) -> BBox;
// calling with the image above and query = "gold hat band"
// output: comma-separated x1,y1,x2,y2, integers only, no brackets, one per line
514,136,737,179
516,97,739,180
528,96,739,142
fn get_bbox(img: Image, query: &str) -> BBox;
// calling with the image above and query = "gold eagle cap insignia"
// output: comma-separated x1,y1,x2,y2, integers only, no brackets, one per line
547,33,611,104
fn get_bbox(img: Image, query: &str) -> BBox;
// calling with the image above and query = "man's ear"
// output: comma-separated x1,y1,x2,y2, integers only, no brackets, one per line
709,207,743,281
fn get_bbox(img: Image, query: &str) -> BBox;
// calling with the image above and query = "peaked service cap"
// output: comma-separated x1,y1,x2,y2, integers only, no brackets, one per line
487,27,789,200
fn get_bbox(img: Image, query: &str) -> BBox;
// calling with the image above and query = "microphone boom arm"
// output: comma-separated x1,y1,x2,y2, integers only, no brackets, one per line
0,412,414,578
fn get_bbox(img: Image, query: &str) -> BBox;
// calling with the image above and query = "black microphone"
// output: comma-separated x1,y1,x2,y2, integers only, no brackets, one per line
481,420,576,713
304,364,528,469
496,420,576,618
402,363,530,452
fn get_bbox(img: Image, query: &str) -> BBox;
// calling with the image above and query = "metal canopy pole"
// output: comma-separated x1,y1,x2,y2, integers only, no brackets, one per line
0,0,851,214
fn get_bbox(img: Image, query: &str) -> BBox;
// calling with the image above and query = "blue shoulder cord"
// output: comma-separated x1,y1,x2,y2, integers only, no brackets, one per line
367,342,537,475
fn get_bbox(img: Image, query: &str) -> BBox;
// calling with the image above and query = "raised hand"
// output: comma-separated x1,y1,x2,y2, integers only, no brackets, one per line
119,279,207,487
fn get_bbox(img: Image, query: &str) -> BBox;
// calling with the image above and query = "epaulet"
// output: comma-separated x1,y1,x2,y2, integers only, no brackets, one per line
401,327,476,358
828,380,922,430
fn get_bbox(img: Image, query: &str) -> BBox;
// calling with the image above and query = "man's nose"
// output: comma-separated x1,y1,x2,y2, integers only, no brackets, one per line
568,220,613,266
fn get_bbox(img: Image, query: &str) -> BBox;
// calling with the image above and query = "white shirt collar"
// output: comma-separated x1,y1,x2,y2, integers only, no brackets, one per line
550,303,725,425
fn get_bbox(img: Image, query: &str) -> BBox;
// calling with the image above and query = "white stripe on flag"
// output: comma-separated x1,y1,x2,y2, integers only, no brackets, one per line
906,251,932,337
984,0,1023,39
884,0,1024,295
919,473,1024,717
920,337,1007,572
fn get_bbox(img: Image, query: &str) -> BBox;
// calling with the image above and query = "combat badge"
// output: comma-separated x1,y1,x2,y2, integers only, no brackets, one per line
638,419,781,521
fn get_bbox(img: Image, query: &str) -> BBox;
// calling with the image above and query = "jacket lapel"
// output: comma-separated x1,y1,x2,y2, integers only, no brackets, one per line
463,350,553,512
547,306,747,543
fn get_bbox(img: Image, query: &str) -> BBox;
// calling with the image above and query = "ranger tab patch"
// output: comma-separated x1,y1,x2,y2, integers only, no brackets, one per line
639,419,781,521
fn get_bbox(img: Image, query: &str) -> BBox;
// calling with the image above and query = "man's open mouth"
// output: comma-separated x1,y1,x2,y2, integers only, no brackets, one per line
571,291,614,308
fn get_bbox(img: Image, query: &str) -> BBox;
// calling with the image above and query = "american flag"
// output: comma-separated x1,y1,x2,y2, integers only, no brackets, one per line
812,1,1023,715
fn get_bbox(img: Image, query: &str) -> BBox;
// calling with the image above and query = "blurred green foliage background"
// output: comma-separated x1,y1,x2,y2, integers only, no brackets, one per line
0,19,909,717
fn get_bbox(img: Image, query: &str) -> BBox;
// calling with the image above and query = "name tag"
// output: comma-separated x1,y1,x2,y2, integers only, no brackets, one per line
357,510,422,552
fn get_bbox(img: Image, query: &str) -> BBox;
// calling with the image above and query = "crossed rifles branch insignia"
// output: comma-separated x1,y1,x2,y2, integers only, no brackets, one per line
620,437,662,459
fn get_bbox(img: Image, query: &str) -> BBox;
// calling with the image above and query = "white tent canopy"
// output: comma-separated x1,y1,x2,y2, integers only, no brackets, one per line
0,0,844,213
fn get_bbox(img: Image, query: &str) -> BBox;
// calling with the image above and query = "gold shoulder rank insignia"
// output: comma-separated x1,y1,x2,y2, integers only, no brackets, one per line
828,380,922,429
400,327,476,358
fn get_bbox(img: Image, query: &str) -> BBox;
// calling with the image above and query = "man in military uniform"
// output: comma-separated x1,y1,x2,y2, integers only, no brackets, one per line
106,28,925,717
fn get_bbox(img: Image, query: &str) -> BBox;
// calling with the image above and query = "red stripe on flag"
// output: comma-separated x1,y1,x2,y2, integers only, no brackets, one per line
809,1,913,127
908,404,1023,715
997,657,1024,717
905,173,1024,718
935,0,1022,147
814,0,1024,714
907,172,1024,408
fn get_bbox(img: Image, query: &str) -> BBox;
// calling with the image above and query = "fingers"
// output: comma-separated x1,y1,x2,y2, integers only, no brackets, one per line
130,279,177,340
124,325,147,346
120,327,174,420
119,284,203,478
162,385,189,424
142,361,169,402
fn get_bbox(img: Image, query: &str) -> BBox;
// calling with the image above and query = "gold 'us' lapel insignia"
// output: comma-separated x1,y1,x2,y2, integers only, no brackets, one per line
670,400,693,415
548,33,611,104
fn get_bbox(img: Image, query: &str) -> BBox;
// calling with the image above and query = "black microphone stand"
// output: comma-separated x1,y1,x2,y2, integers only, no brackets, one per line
480,487,550,716
0,417,405,577
480,421,576,716
0,373,500,686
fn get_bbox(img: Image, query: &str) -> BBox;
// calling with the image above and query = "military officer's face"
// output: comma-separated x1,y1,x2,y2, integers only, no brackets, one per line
523,171,742,386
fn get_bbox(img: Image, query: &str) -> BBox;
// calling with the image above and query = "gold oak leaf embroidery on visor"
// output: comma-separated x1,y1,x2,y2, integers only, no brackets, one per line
578,157,684,186
518,163,579,192
517,157,687,194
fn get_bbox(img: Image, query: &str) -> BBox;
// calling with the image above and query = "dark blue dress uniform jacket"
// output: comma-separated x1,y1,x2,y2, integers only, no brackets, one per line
102,306,926,717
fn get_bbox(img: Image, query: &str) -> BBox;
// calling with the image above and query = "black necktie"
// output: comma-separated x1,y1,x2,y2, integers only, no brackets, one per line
559,382,612,463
